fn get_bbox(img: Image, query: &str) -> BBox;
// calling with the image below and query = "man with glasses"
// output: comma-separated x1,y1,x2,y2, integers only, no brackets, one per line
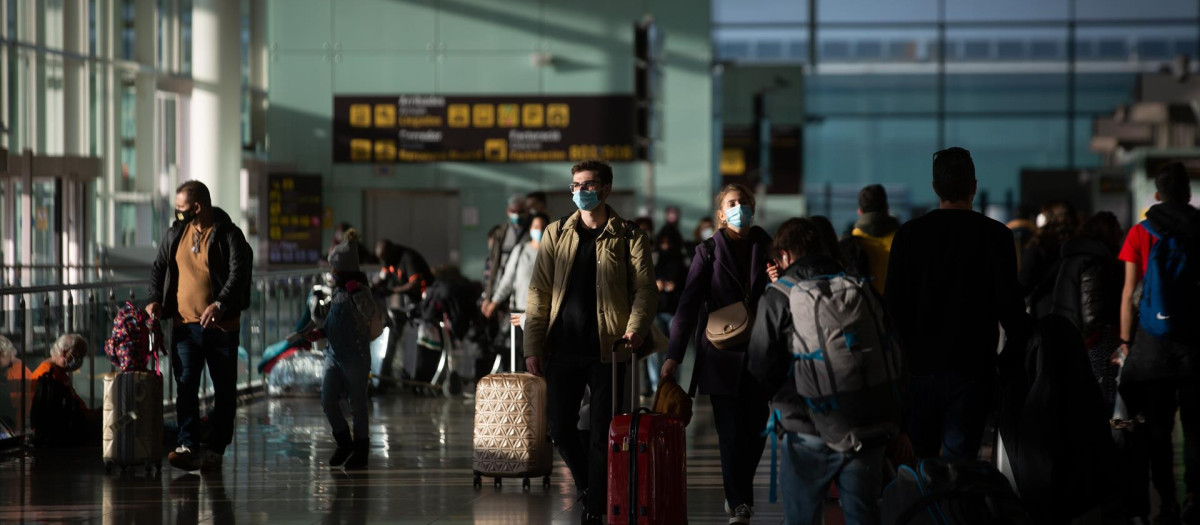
523,160,658,525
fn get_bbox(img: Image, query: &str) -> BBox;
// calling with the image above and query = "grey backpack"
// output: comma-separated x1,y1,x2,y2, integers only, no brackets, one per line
770,273,903,452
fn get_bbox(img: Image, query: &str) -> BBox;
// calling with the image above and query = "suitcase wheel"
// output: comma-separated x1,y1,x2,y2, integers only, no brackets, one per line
522,477,530,491
493,477,502,489
472,474,483,490
542,475,551,488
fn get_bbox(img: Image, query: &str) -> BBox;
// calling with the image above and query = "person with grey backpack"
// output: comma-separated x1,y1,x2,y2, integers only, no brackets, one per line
748,217,903,525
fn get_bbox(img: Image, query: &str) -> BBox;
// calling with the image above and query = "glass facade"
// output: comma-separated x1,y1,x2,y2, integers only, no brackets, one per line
714,0,1200,215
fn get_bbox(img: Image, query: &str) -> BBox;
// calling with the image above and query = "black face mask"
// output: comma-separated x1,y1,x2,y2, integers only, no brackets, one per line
175,207,197,223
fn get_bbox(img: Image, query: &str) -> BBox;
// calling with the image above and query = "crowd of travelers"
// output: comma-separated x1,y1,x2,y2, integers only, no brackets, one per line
3,149,1197,525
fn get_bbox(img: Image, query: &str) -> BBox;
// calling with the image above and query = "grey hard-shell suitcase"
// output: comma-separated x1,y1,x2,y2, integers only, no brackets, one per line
102,330,164,475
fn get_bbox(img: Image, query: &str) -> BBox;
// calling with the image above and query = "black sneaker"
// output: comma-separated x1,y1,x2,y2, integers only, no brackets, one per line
730,503,753,524
168,445,203,471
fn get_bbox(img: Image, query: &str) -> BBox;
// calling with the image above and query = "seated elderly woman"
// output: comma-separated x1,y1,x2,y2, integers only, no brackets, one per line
0,335,33,436
30,334,99,446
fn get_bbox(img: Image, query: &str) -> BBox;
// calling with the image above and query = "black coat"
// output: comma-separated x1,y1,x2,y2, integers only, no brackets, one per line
997,315,1114,523
148,207,254,318
1051,238,1122,340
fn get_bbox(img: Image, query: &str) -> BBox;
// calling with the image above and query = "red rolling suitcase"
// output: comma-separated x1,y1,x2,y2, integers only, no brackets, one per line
607,340,688,525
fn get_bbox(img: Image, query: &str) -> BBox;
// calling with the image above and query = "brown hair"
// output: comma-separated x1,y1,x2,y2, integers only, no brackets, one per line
714,183,756,215
571,159,614,185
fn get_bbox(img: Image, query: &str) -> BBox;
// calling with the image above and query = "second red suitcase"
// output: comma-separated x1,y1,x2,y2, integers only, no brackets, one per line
607,341,687,525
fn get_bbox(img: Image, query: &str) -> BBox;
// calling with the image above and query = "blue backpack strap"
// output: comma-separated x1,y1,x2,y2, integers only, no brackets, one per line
759,409,784,504
1141,219,1160,239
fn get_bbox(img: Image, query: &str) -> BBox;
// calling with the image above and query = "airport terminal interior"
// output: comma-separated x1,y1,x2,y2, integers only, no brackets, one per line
2,0,1200,523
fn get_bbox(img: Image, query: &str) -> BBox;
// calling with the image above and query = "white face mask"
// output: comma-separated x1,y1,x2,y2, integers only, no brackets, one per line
701,227,714,239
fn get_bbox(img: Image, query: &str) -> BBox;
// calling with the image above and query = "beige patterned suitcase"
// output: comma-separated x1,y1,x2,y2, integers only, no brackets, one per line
473,320,554,490
472,372,553,489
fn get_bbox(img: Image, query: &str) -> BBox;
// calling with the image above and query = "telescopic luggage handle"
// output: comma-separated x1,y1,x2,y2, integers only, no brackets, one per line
610,339,640,418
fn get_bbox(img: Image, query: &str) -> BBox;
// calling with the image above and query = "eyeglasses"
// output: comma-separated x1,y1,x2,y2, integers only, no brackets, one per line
569,181,606,192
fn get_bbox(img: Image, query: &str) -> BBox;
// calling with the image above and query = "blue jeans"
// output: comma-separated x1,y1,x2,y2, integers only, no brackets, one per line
322,347,370,439
906,373,993,460
172,323,240,454
780,432,885,525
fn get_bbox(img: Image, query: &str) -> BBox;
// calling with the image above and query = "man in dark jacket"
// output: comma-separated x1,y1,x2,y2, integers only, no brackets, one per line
885,147,1031,461
148,180,253,472
749,217,884,525
1115,162,1200,524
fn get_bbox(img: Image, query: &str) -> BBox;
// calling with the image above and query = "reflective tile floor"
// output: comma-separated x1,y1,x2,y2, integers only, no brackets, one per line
0,393,796,524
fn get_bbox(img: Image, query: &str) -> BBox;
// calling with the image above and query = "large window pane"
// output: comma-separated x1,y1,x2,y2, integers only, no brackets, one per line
809,74,937,115
945,117,1070,202
946,0,1068,21
805,117,939,217
818,0,937,23
1076,0,1198,21
947,73,1068,113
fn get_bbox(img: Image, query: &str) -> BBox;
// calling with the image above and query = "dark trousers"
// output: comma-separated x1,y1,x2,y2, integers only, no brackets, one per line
172,323,239,454
546,352,625,514
907,373,994,461
710,380,770,509
322,347,371,439
1123,378,1200,508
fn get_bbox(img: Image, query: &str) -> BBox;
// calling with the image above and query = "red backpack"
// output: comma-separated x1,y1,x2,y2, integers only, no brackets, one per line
104,302,153,372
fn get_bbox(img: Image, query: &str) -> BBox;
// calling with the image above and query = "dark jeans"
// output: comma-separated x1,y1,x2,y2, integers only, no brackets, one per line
907,373,993,461
780,432,885,525
1122,378,1200,508
322,346,371,439
546,352,625,514
710,378,771,510
172,323,239,454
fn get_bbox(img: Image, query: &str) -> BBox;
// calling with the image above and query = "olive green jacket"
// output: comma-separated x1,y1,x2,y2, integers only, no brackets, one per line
523,207,659,364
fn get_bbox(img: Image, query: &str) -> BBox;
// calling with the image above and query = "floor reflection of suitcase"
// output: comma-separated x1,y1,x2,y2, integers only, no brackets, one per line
472,325,552,490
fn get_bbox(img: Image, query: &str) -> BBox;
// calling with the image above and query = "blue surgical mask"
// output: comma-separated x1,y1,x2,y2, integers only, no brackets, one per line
508,213,521,226
725,205,753,228
572,190,601,211
530,229,544,242
701,227,714,239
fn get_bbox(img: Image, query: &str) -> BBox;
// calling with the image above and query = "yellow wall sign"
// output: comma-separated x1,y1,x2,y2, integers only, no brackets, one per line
484,139,508,162
547,104,569,127
720,148,746,176
374,140,397,162
349,104,372,128
350,139,373,161
448,104,470,128
335,95,640,163
374,104,396,128
522,104,544,127
498,104,519,127
473,104,495,128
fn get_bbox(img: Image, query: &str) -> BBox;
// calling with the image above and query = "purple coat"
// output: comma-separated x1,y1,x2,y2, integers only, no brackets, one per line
667,226,772,396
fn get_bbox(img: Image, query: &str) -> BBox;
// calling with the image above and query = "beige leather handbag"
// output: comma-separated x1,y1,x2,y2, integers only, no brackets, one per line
705,300,753,350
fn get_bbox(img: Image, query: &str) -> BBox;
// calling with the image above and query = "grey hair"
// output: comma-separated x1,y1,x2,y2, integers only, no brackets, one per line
507,195,525,210
0,335,15,361
50,334,87,359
